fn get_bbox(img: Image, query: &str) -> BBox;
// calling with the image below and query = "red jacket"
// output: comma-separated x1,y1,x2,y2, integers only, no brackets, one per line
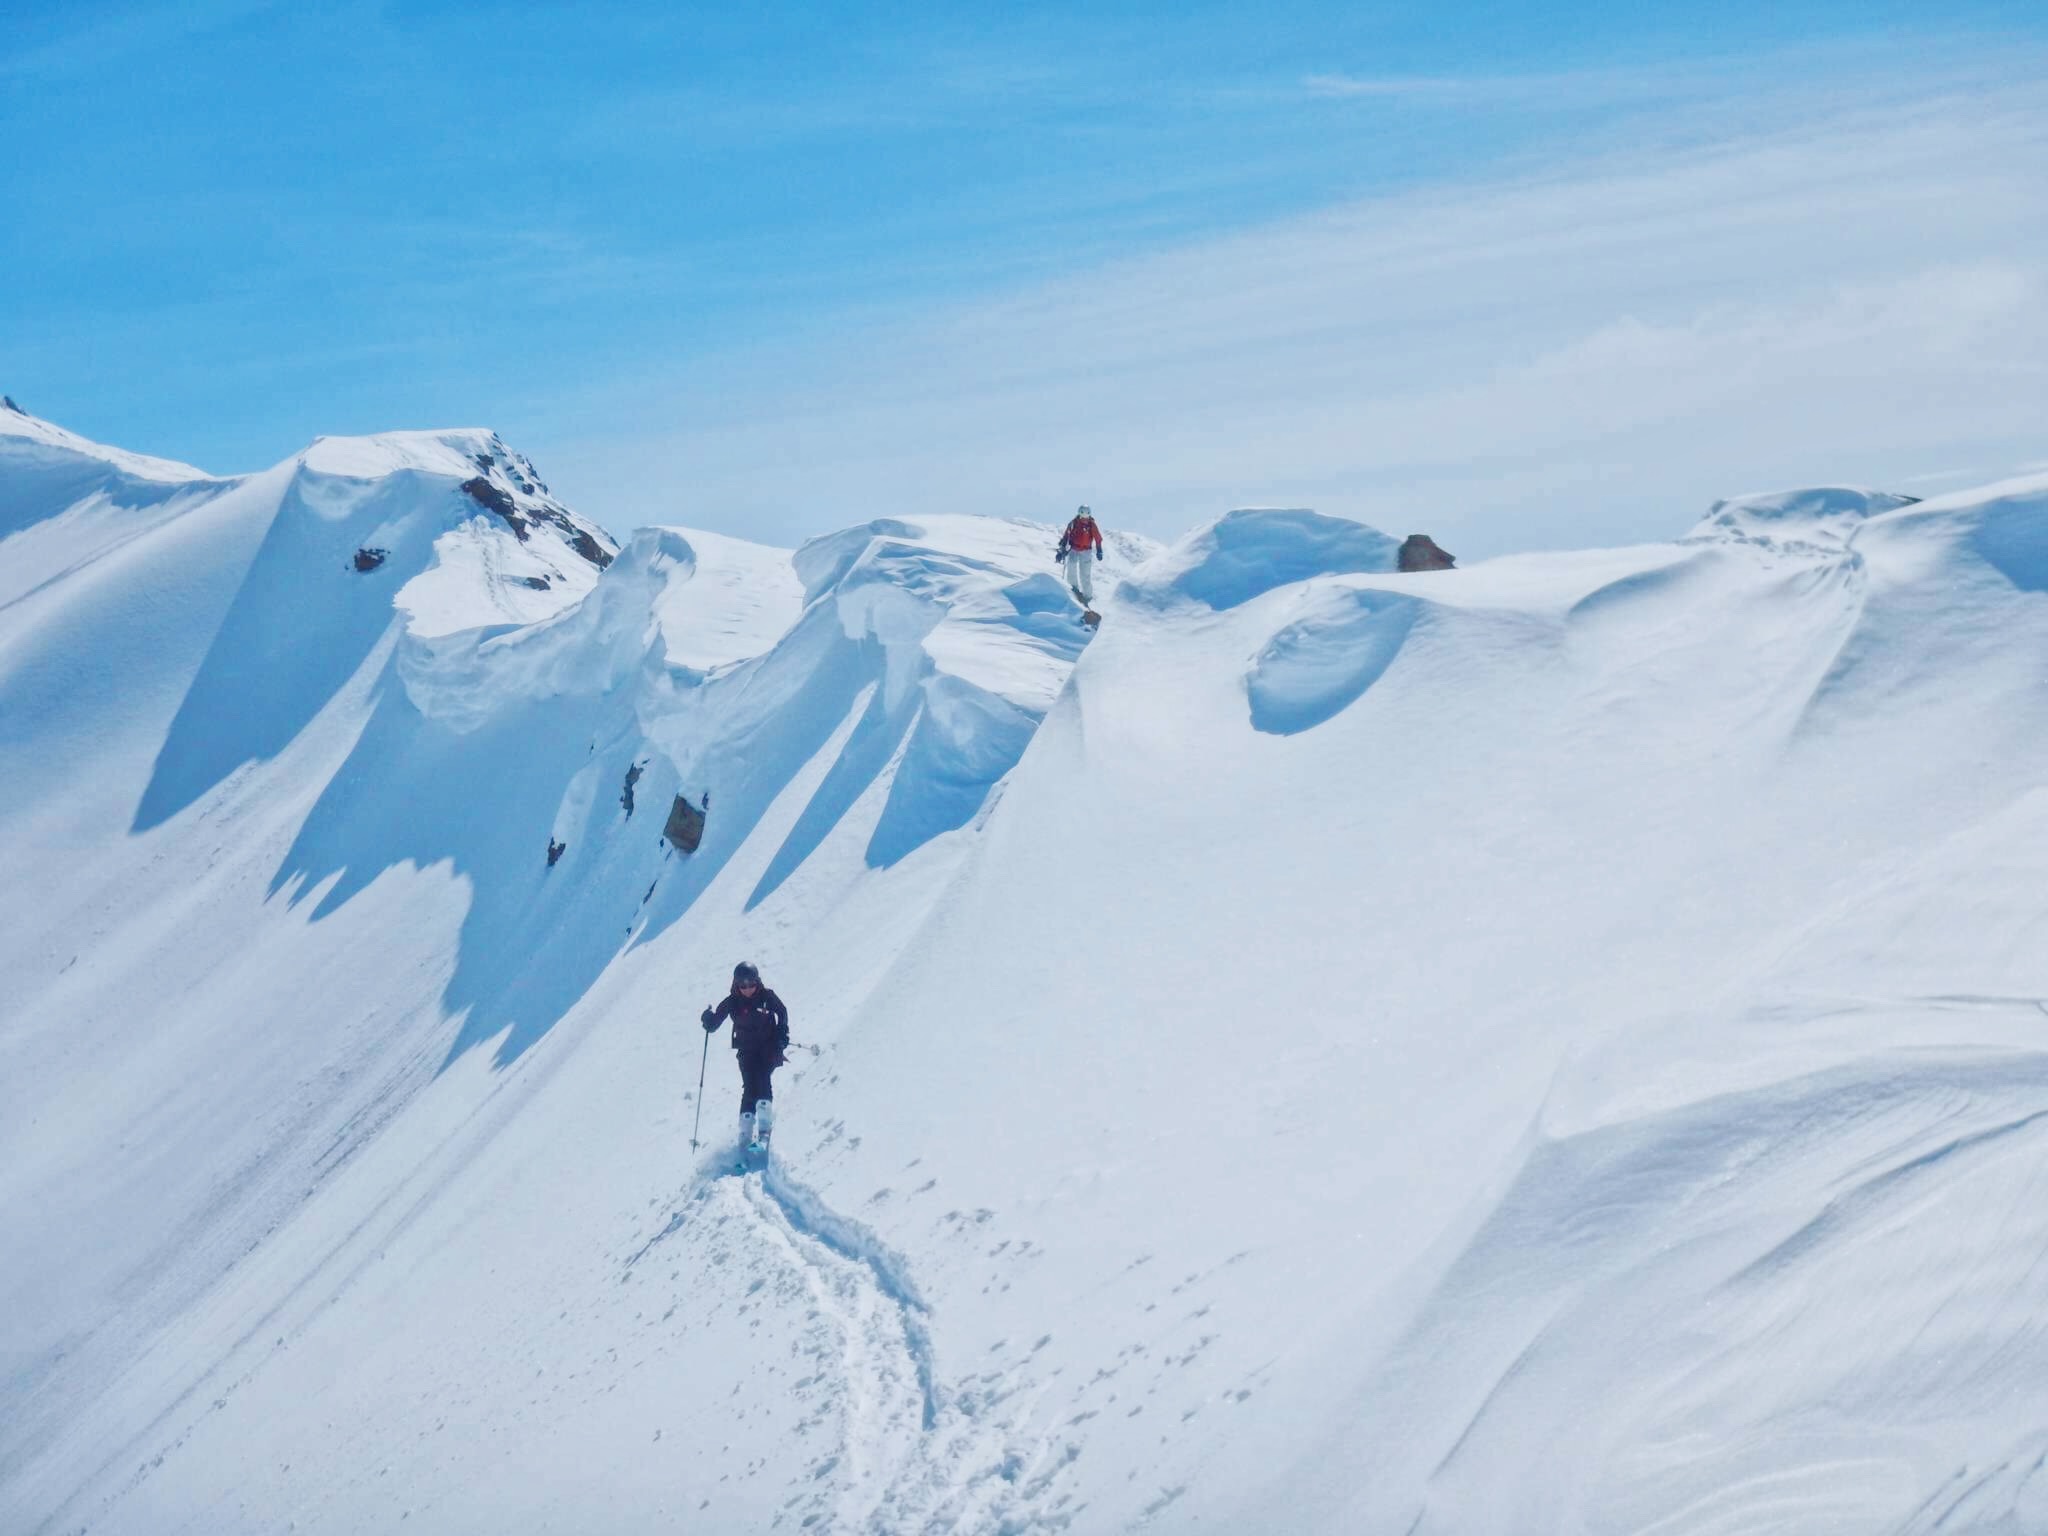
1061,515,1102,553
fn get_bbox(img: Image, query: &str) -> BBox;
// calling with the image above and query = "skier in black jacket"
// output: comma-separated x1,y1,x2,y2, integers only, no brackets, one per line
701,961,790,1150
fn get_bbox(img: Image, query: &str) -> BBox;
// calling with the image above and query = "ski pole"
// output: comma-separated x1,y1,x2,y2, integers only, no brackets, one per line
689,1028,710,1151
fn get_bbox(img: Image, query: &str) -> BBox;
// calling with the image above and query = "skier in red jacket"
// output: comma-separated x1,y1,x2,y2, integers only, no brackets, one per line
1056,506,1105,609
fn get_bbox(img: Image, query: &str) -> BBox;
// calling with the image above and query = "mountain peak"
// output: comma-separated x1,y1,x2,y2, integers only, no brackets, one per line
292,426,617,583
299,427,509,481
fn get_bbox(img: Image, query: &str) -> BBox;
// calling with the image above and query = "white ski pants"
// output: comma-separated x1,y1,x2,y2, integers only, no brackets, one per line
1065,548,1096,604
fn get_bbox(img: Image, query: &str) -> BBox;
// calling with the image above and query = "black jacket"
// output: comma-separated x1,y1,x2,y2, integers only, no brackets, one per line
707,988,789,1057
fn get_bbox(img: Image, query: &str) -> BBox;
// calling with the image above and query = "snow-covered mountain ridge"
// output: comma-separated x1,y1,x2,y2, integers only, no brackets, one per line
3,406,2046,1535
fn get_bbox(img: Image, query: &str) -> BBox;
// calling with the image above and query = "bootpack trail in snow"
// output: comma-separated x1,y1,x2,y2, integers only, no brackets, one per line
628,1153,1085,1533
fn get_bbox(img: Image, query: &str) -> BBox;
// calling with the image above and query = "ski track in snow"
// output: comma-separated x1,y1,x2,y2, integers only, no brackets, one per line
646,1159,1079,1534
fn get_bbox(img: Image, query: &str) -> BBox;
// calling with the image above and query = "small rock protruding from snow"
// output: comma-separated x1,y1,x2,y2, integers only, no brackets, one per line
2,395,21,414
662,792,707,854
1397,534,1457,572
353,547,389,573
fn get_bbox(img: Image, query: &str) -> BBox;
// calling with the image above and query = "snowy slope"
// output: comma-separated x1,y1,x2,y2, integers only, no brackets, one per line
4,409,2047,1536
0,410,626,1514
1,400,223,616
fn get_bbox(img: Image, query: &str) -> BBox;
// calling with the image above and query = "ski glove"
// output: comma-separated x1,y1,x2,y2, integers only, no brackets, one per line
700,1008,717,1030
1095,547,1104,560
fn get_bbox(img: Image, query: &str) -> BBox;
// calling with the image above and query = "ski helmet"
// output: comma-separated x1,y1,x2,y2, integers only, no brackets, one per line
733,961,761,987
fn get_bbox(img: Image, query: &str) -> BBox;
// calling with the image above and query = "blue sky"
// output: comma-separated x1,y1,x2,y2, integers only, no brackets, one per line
4,1,2047,551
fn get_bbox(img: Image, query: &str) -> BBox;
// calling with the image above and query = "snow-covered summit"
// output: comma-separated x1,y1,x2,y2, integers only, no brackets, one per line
239,425,620,638
300,425,508,480
301,426,612,565
299,423,610,585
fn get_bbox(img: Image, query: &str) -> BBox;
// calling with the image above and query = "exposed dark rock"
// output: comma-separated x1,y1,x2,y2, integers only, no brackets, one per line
1397,534,1457,572
353,547,390,572
521,575,552,590
1,396,21,414
547,838,566,868
565,526,614,569
460,476,529,539
663,792,707,853
457,461,618,569
620,761,644,817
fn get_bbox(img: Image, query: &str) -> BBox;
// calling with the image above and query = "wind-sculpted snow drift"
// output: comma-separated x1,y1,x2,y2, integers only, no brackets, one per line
3,404,2047,1536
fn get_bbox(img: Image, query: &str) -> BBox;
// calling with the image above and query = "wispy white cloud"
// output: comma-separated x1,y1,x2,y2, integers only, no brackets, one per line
544,74,2048,556
1295,39,2031,114
1303,72,1502,101
1302,72,1466,99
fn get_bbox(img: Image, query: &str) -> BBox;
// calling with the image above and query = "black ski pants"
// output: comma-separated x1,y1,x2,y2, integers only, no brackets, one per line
737,1042,779,1116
